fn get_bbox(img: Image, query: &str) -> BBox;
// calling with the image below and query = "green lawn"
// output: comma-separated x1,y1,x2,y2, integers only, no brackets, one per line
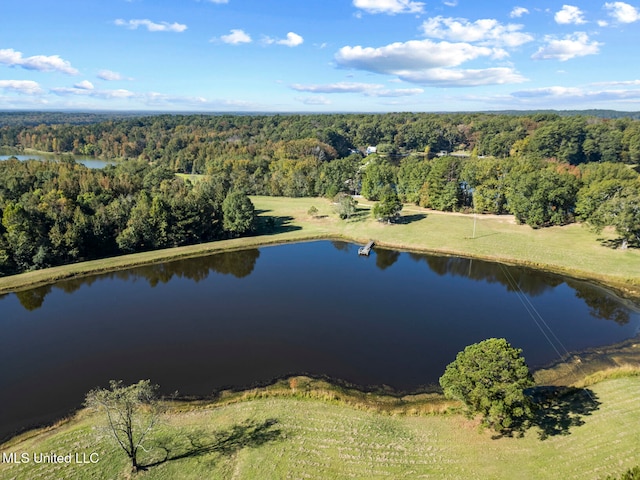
2,377,639,480
1,196,638,297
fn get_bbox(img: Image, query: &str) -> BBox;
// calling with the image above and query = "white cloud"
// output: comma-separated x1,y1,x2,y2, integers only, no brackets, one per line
598,19,610,26
74,80,94,90
512,86,584,98
421,16,534,47
554,5,587,24
336,39,494,72
510,7,529,18
532,32,601,61
592,79,640,86
114,19,187,32
335,38,527,87
49,84,264,109
510,85,640,103
97,69,125,81
291,82,424,96
292,82,384,93
0,80,43,95
369,87,424,97
52,86,135,99
352,0,425,15
277,32,304,47
296,96,332,105
0,48,78,75
276,32,304,47
397,67,526,86
604,2,640,23
263,32,304,47
219,29,252,44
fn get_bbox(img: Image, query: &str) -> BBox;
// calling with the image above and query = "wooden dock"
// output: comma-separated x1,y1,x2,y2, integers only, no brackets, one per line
358,240,375,256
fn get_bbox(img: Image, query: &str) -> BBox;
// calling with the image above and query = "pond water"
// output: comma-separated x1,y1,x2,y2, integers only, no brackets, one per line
0,154,115,169
1,241,639,441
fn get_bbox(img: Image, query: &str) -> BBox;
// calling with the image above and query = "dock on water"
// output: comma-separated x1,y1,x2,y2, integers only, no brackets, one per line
358,240,375,256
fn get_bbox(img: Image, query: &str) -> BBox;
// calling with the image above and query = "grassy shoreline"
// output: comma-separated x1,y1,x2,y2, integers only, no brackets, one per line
1,196,639,300
2,374,639,480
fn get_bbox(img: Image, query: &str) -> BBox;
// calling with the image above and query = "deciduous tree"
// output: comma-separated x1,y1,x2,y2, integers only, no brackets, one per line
334,192,358,220
85,380,162,472
439,338,535,434
222,191,255,235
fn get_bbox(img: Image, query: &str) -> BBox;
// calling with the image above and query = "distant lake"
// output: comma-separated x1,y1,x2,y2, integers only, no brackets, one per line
1,241,639,441
0,153,115,169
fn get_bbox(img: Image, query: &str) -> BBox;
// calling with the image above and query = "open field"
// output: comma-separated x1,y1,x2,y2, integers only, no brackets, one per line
1,196,639,299
1,376,639,480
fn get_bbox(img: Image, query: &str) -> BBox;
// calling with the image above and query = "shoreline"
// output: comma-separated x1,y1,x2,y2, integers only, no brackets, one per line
1,241,640,304
3,355,640,448
0,204,640,302
1,230,639,302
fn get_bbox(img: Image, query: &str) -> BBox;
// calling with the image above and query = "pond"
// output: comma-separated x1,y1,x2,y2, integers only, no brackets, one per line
1,241,639,441
0,154,115,169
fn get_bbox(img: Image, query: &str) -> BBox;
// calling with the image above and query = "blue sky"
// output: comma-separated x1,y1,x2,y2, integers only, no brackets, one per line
2,0,640,112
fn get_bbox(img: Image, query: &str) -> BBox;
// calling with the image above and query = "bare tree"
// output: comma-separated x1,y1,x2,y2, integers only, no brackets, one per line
85,380,161,472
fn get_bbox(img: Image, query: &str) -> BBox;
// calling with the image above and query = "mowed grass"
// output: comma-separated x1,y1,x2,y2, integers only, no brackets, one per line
1,196,639,297
1,377,639,480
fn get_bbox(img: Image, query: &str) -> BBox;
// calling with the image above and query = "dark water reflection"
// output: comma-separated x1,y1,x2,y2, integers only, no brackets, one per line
12,249,261,311
0,241,639,441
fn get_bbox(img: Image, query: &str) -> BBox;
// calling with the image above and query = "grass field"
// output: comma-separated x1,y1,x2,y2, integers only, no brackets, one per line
1,196,639,298
1,376,639,480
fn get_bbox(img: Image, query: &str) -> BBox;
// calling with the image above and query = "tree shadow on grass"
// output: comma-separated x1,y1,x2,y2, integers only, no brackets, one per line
254,215,302,235
465,232,500,240
143,418,283,470
529,386,601,440
598,237,638,250
396,213,427,224
344,207,370,223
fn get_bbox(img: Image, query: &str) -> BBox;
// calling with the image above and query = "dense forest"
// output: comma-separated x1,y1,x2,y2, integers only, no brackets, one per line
1,111,639,276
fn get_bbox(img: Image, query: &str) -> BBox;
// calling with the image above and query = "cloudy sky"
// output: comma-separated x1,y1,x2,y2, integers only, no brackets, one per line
2,0,640,112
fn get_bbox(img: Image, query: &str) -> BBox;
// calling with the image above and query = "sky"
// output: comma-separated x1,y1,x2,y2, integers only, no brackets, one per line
2,0,640,112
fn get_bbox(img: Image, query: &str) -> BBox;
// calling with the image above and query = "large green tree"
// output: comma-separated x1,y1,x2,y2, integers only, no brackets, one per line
506,162,579,227
419,156,463,211
397,156,431,204
439,338,535,434
461,157,511,214
360,159,396,201
583,182,640,249
372,184,403,223
222,191,256,235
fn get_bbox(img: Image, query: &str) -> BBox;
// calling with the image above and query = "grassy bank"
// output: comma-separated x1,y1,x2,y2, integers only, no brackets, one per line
1,376,639,480
1,196,639,298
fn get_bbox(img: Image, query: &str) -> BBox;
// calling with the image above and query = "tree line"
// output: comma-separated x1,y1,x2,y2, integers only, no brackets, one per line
0,158,255,276
4,112,640,165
